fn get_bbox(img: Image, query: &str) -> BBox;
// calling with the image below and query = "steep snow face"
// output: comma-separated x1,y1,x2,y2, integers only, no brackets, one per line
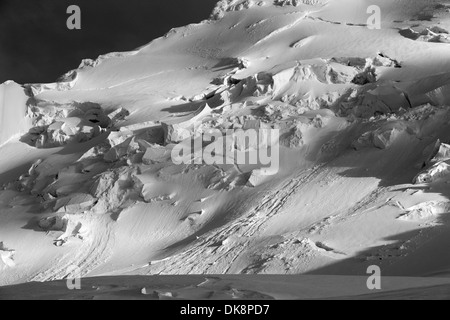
0,82,32,146
2,0,450,286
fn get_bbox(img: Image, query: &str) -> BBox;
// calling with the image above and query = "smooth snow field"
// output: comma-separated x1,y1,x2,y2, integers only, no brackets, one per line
2,0,450,300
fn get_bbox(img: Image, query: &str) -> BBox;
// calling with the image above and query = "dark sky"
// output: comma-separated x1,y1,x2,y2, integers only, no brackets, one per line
0,0,216,84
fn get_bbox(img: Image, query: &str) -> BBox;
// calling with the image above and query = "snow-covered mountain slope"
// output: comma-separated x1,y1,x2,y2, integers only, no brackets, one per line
1,0,450,286
0,82,32,146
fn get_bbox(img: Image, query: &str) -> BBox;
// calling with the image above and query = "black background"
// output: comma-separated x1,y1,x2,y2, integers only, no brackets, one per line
0,0,216,84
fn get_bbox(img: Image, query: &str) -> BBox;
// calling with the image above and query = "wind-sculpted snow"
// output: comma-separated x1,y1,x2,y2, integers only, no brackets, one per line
3,0,450,287
27,70,79,96
398,201,450,221
400,27,450,43
211,0,265,20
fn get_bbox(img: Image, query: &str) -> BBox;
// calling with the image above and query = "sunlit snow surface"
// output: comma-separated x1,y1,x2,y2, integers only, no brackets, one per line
1,0,450,299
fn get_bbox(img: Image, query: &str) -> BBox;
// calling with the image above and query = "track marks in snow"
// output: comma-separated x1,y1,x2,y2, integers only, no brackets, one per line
30,215,115,282
76,71,173,92
339,187,389,220
143,165,326,274
308,215,337,235
253,12,311,46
